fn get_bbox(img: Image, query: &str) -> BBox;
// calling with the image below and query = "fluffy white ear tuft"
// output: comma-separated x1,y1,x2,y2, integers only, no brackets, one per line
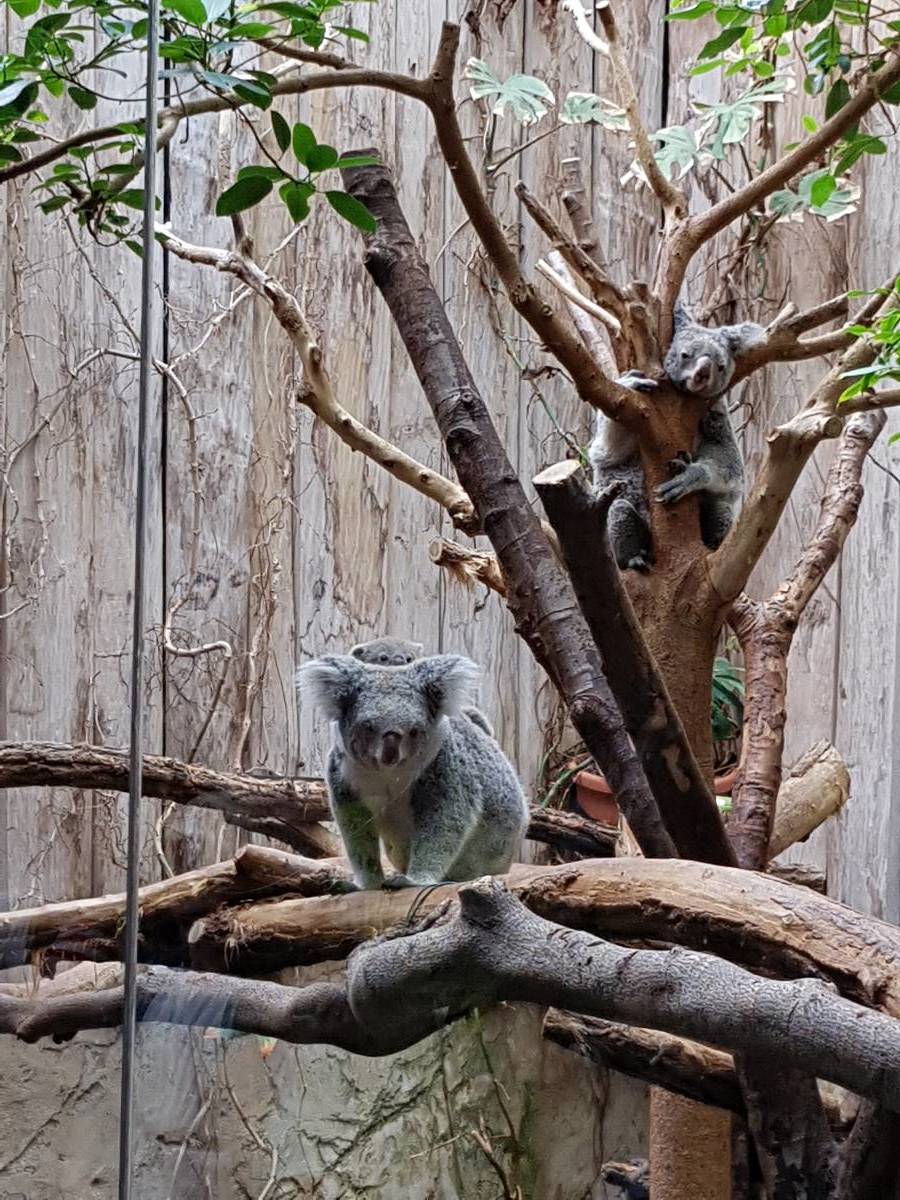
295,655,362,721
412,654,480,718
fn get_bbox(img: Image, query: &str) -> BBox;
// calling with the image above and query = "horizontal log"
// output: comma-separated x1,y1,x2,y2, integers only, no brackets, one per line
5,880,900,1114
0,846,353,970
186,858,900,1019
0,741,335,856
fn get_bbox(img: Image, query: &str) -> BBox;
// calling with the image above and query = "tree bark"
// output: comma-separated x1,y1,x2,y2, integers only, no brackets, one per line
339,156,676,861
534,459,733,863
5,879,900,1111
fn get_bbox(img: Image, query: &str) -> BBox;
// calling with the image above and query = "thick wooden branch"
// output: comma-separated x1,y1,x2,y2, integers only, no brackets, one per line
544,1010,746,1115
655,51,900,330
340,156,676,860
0,846,353,970
732,294,851,380
835,1103,900,1200
533,461,733,863
0,740,335,856
158,228,478,534
727,413,883,869
768,741,849,860
185,859,900,1021
419,24,646,429
6,880,900,1113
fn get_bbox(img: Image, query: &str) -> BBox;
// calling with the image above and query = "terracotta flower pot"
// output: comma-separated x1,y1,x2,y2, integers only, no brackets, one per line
572,770,619,825
573,763,738,823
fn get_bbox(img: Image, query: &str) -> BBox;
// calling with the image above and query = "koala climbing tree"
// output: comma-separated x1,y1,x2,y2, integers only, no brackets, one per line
3,2,900,1199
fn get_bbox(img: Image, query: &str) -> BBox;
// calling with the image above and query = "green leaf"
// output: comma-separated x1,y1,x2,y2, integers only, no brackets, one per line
325,189,376,232
291,121,316,165
463,58,555,125
698,26,746,60
9,0,41,15
0,144,23,164
810,173,836,207
215,173,273,214
271,110,291,153
802,114,819,133
227,21,275,36
796,0,834,23
204,0,233,19
559,92,628,129
825,78,850,118
69,85,97,110
666,1,715,18
882,81,900,105
233,80,272,109
888,431,900,445
336,153,380,168
279,179,313,221
237,164,284,180
306,143,338,171
39,194,70,213
333,24,368,41
165,0,208,24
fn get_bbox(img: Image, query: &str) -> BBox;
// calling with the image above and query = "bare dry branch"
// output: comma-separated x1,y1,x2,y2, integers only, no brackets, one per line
158,227,478,534
428,538,507,596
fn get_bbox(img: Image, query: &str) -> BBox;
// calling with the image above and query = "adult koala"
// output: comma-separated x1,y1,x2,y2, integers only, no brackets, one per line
296,653,528,889
588,302,765,565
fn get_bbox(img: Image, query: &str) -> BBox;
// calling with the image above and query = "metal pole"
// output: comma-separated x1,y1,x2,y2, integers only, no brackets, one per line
118,0,161,1192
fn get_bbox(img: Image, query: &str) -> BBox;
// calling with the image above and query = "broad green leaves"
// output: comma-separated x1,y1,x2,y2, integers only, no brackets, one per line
463,58,555,125
559,92,628,130
838,279,900,403
213,115,378,231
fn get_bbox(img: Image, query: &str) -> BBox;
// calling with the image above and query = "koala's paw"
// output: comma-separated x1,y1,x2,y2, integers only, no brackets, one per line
623,551,652,572
656,459,707,504
382,872,416,890
617,370,658,394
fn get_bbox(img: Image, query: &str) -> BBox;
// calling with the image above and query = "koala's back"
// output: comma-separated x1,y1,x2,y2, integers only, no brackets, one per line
409,716,528,880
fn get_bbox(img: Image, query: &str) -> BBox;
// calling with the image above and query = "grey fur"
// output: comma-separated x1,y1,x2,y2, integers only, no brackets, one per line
350,636,424,666
656,302,763,546
588,305,764,563
349,636,495,738
587,369,658,571
296,654,528,889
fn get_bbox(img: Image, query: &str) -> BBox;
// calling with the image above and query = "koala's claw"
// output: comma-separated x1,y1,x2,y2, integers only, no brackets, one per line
670,451,693,471
382,872,416,890
618,370,658,394
656,476,696,504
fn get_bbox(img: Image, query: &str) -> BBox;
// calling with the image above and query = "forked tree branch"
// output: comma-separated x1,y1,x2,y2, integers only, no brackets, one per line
727,412,885,870
158,227,479,534
340,155,677,860
655,51,900,336
706,295,896,604
4,879,900,1112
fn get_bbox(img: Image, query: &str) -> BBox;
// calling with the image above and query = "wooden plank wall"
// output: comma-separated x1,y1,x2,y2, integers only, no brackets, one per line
2,0,900,1193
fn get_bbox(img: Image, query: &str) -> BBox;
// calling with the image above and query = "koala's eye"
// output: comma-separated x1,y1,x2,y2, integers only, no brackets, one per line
680,349,691,362
378,654,389,664
409,726,424,740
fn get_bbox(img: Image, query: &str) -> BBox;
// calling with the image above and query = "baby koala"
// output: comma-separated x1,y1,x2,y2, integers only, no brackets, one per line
349,636,494,737
296,653,528,890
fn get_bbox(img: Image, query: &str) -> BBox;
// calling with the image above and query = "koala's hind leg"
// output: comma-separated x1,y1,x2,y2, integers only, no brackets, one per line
608,496,653,571
700,495,735,549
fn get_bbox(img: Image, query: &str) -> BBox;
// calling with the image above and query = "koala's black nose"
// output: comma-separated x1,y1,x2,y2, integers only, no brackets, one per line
380,732,402,765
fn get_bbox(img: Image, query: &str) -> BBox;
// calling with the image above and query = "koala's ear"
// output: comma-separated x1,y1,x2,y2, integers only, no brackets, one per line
407,642,424,660
296,655,364,720
718,322,766,358
672,299,695,333
411,655,480,718
349,644,366,660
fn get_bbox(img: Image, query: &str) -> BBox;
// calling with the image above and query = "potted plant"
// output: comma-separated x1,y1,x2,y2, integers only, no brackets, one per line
572,656,745,823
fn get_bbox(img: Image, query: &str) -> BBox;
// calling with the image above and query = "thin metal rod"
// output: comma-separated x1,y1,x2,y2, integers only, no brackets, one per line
117,0,161,1193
